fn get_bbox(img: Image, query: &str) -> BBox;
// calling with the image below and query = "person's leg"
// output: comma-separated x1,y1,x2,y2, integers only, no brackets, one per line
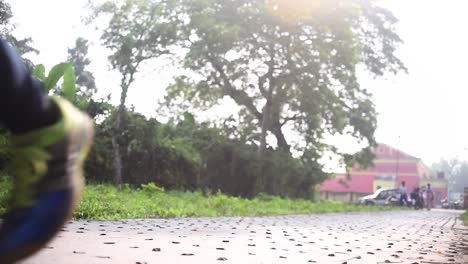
0,38,94,263
403,194,409,207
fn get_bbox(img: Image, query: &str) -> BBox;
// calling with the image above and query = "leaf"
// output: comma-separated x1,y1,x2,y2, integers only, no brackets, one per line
33,64,46,81
62,65,76,101
44,63,71,92
183,112,195,124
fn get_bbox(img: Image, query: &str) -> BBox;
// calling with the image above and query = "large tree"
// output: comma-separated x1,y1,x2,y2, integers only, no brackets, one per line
431,158,468,193
91,0,180,186
165,0,406,166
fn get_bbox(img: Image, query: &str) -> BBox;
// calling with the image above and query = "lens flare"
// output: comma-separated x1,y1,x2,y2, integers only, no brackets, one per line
265,0,339,25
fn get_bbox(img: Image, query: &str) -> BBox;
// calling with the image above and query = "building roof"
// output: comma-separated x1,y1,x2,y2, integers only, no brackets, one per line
319,174,374,193
373,143,419,161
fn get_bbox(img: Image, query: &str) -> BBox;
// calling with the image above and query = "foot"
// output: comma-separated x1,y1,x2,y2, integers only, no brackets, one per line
0,97,94,263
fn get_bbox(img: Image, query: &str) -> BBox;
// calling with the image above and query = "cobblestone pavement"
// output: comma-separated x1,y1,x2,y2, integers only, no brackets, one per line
23,209,467,264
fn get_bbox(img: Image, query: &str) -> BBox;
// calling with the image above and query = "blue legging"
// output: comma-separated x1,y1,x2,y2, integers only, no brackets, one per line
400,193,408,206
0,38,58,134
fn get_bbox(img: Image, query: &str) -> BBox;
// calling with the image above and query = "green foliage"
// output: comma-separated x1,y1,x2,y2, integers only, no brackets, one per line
0,175,11,215
0,176,339,220
91,0,179,72
67,37,97,98
61,65,76,100
80,0,408,198
83,106,326,198
0,129,10,158
4,36,38,57
90,0,184,186
197,138,322,198
32,64,46,80
72,182,395,220
85,108,200,190
0,1,408,218
66,37,113,120
33,63,76,101
141,182,165,193
0,0,12,32
162,0,406,168
462,211,468,226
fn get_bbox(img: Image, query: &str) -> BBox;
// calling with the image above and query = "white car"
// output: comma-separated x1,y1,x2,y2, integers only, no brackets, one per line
358,188,401,206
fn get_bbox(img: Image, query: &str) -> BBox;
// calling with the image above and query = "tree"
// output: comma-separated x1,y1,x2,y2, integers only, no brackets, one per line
5,36,39,70
0,0,12,33
431,158,468,193
91,0,180,186
67,37,97,98
165,0,406,167
66,37,112,120
0,1,38,68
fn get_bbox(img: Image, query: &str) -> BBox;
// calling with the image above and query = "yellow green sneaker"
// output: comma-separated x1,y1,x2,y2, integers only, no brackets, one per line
0,97,94,263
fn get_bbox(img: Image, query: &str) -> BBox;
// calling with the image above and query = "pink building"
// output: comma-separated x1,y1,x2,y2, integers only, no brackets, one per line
319,144,448,204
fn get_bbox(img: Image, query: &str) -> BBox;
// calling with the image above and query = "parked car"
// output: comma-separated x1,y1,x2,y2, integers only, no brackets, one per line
358,188,401,206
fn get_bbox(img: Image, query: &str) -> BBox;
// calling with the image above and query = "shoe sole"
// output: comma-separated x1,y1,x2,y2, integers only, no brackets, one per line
0,114,94,264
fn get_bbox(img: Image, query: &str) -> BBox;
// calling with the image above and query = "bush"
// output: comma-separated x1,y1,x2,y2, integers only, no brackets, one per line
82,107,330,200
141,182,165,194
0,175,12,214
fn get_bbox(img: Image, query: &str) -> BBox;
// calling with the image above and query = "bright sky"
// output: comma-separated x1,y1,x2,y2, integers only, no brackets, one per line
7,0,468,166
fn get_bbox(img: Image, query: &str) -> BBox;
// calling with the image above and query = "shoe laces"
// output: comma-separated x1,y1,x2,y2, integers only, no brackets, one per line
8,145,51,210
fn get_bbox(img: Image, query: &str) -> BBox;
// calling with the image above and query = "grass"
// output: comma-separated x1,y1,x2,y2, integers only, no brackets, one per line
0,177,400,220
461,210,468,226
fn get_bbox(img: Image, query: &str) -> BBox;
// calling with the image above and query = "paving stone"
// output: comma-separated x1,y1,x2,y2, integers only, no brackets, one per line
22,209,468,264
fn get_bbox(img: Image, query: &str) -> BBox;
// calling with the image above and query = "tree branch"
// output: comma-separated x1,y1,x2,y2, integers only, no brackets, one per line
281,114,299,126
207,56,262,121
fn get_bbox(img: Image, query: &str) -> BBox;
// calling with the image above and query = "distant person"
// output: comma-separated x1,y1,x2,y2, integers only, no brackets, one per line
0,38,94,263
410,187,423,209
399,181,408,206
424,183,435,210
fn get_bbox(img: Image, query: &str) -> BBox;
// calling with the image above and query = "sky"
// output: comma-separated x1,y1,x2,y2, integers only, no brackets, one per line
7,0,468,166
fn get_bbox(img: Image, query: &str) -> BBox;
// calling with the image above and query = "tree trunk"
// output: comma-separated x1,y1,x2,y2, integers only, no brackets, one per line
270,120,290,153
258,49,275,157
258,101,271,157
112,83,129,188
111,134,122,187
256,83,275,195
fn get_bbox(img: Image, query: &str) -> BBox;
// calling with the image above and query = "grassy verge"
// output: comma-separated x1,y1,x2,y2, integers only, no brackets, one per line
76,183,401,219
0,177,400,220
461,211,468,226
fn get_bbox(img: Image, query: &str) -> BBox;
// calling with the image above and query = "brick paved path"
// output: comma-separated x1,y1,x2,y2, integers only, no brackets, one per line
24,209,468,264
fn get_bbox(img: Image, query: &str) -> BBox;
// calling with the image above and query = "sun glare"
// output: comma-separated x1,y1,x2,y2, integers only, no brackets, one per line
265,0,329,24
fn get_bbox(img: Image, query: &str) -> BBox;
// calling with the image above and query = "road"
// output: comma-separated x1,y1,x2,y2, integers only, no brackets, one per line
23,209,467,264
